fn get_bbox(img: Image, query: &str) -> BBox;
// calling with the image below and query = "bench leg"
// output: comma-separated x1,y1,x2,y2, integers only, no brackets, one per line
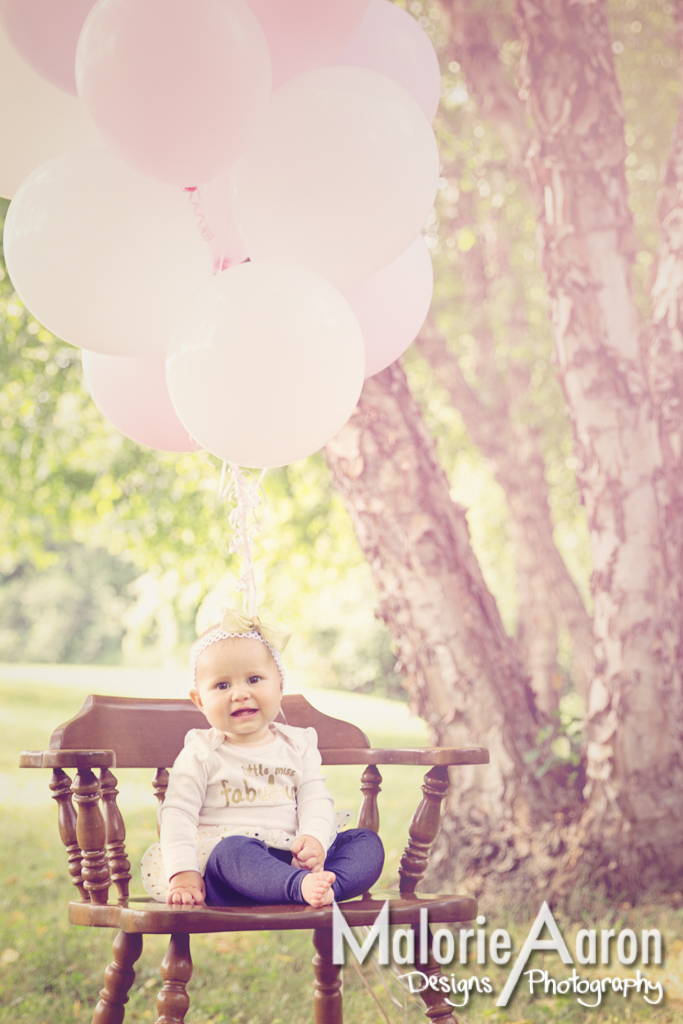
91,930,143,1024
414,927,458,1024
156,933,193,1024
312,928,343,1024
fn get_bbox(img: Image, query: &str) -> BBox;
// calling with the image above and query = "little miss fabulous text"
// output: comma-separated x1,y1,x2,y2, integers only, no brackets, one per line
332,902,664,1008
221,763,297,806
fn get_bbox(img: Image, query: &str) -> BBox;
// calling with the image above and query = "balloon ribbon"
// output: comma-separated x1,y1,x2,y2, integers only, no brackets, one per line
218,462,267,619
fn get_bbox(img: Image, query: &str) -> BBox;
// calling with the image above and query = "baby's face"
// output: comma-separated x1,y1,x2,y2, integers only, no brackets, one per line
190,637,282,745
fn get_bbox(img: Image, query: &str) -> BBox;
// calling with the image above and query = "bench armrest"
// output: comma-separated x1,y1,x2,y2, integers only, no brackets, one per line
19,751,129,905
322,746,489,766
342,748,489,895
19,750,116,769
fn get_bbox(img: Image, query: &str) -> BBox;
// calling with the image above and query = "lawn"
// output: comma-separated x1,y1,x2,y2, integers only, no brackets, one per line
1,668,682,1023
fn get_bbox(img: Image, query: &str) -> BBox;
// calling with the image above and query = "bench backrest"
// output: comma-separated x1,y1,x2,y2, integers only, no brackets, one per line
49,693,371,768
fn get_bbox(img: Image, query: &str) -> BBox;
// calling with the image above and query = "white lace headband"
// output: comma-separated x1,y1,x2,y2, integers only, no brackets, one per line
190,629,285,689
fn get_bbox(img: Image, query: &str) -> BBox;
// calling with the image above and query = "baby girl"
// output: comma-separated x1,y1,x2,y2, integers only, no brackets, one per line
141,611,384,908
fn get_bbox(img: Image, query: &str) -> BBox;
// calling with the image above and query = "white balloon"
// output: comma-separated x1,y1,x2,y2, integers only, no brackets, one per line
233,66,439,289
0,22,94,199
167,262,365,468
3,148,213,355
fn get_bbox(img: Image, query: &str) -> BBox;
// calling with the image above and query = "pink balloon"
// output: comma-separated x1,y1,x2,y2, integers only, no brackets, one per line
246,0,369,88
82,351,200,452
335,0,441,123
0,0,95,95
76,0,272,186
343,235,434,378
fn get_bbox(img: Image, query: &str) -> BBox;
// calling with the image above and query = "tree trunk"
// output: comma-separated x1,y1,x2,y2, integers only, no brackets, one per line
326,366,579,905
516,0,683,889
416,322,592,706
328,0,683,899
648,8,683,676
435,0,592,700
440,0,530,177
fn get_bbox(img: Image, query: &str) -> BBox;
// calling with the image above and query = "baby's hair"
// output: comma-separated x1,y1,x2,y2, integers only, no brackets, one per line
189,626,285,690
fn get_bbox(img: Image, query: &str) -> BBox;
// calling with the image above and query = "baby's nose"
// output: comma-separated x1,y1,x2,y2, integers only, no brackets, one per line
230,682,251,700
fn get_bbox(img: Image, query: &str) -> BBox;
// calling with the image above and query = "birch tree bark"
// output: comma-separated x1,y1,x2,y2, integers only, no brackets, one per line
328,0,683,898
325,0,595,902
515,0,683,887
430,0,594,701
326,366,578,904
418,319,592,706
648,5,683,675
440,0,529,174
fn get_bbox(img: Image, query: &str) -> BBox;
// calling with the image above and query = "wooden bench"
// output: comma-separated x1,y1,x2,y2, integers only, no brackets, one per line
19,692,489,1024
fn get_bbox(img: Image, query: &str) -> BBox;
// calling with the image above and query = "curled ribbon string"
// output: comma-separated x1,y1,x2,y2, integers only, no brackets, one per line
203,178,228,274
183,185,215,244
218,463,268,619
186,180,247,274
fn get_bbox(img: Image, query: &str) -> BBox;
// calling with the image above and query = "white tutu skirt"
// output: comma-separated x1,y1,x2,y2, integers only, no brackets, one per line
141,810,352,902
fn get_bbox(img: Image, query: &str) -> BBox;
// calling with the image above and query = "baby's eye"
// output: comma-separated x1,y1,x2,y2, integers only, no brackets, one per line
217,681,230,690
248,675,261,685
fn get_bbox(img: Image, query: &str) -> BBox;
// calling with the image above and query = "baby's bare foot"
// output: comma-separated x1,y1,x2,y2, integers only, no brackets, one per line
301,870,336,907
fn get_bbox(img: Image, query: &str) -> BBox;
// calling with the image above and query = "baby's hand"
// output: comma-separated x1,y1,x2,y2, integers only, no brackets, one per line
291,834,325,872
168,870,206,906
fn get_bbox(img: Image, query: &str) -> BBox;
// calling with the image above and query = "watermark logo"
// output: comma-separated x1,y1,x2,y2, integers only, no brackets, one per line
332,900,664,1008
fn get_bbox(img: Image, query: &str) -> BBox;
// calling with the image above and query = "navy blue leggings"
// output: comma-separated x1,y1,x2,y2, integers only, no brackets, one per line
204,828,384,906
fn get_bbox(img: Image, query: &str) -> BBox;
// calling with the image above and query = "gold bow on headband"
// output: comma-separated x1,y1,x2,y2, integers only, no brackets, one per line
220,607,291,653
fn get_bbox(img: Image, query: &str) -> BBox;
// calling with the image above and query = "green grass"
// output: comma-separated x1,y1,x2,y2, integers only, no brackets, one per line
1,671,683,1023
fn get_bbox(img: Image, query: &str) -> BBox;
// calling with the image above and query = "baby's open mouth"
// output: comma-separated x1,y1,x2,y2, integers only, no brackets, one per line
231,708,257,717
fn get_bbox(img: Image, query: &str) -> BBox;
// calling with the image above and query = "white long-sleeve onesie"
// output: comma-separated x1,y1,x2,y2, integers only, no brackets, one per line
141,722,335,896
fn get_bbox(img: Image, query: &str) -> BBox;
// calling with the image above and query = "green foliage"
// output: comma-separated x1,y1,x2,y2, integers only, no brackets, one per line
522,693,586,786
0,546,136,663
1,0,681,694
609,0,680,315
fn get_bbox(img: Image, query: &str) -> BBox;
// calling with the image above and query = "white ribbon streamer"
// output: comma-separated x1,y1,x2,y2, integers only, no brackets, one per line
218,462,267,618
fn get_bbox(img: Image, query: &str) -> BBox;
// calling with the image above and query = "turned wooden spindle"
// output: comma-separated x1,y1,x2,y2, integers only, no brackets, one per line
72,766,111,904
49,768,87,901
100,768,132,903
398,765,450,895
152,768,169,837
357,765,382,833
156,933,193,1024
414,926,459,1024
92,930,144,1024
312,928,343,1024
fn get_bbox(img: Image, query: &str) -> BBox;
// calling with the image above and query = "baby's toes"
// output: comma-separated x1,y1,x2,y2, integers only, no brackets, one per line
301,870,336,907
312,871,336,906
